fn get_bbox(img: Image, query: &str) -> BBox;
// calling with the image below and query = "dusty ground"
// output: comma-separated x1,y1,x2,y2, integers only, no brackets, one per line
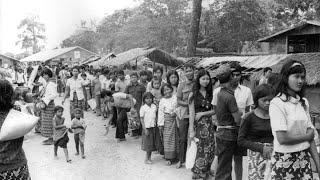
28,96,320,180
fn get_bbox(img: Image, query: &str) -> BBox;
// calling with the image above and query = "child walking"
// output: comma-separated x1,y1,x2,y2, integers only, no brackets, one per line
140,92,162,164
92,69,102,116
71,108,87,159
52,106,71,163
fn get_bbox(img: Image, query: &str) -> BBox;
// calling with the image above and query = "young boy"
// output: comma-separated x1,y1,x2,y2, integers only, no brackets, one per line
53,106,72,163
71,108,87,159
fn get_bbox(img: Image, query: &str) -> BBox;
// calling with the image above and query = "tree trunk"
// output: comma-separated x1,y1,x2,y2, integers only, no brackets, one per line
187,0,202,57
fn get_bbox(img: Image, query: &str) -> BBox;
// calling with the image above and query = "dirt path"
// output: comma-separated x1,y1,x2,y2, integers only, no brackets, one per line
23,97,195,180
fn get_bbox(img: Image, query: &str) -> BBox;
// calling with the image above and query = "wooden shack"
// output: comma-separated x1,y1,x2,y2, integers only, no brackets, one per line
258,21,320,54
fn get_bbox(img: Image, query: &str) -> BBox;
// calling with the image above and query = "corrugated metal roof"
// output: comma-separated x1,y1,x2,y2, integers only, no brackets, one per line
257,21,320,42
20,46,97,62
199,54,289,69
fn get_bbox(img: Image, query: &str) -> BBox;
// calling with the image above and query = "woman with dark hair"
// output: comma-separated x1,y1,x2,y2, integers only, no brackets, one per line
238,84,275,180
62,66,87,120
158,83,179,165
38,68,58,145
166,70,179,95
0,80,31,179
188,69,215,179
269,60,320,179
28,65,46,133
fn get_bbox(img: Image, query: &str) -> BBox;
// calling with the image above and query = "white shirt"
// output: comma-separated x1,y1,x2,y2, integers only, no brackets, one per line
158,95,177,126
212,85,254,114
270,94,314,153
16,72,26,84
41,81,58,105
140,104,157,128
66,78,85,100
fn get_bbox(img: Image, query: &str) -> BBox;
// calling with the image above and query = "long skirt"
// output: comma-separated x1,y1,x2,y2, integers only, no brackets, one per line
0,164,30,180
41,100,55,138
163,114,180,160
192,115,215,174
141,127,163,152
70,92,84,120
85,88,91,110
271,149,313,179
248,148,272,180
34,99,42,133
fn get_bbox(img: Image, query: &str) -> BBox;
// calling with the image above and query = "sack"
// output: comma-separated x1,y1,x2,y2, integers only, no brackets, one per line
87,98,96,110
127,109,140,130
0,109,39,141
186,139,198,169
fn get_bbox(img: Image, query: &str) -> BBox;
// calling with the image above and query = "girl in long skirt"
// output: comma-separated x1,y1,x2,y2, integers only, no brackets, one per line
238,84,275,180
189,70,216,180
269,60,320,179
158,83,179,165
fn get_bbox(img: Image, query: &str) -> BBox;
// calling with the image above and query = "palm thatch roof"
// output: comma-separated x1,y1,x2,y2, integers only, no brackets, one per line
250,53,320,85
98,47,184,67
86,53,116,68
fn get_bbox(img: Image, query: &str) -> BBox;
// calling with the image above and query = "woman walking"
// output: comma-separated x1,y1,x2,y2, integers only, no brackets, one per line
269,60,320,179
188,69,216,179
39,68,58,145
62,66,87,120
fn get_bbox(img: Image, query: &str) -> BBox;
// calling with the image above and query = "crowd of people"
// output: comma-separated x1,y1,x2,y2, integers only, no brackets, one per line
0,59,320,180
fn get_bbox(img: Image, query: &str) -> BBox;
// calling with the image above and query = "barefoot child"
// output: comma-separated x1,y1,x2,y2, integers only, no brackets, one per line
140,92,162,164
71,108,87,159
52,106,71,162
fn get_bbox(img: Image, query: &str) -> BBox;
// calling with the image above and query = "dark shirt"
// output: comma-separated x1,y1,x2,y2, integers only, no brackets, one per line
195,92,212,113
124,82,146,108
216,87,239,141
238,112,273,153
27,66,33,77
0,111,27,172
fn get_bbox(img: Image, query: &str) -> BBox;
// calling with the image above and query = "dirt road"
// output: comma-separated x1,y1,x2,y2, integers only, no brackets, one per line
23,97,198,180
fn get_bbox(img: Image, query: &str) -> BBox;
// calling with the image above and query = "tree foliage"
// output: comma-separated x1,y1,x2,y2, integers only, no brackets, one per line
61,0,320,56
16,15,46,53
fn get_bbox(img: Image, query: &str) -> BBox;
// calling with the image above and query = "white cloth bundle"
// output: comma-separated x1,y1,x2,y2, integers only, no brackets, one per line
0,109,39,141
87,98,96,110
186,138,198,169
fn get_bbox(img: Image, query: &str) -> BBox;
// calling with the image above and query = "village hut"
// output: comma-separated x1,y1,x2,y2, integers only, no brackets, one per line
99,47,184,69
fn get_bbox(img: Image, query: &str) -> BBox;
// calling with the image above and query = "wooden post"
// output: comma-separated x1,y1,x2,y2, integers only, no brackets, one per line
286,35,288,54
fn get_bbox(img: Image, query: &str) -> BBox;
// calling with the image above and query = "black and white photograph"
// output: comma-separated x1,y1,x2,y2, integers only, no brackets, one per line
1,0,320,179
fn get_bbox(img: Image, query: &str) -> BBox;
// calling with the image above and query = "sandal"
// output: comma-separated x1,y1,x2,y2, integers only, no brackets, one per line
176,161,182,169
166,160,172,166
66,159,72,163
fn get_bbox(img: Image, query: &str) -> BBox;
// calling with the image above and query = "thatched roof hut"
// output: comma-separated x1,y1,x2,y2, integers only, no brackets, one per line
99,47,184,67
87,53,116,68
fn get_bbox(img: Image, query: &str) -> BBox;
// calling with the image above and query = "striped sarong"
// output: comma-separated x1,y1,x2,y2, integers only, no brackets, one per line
41,100,55,138
163,114,180,160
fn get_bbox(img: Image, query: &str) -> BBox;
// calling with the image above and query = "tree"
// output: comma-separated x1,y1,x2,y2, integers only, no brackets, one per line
187,0,202,57
16,15,46,53
61,20,98,53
